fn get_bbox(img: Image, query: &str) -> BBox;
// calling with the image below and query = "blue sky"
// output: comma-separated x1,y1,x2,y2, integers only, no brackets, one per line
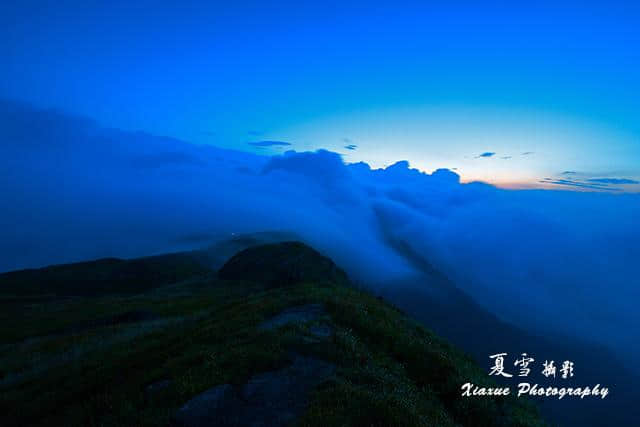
1,4,640,412
2,1,639,190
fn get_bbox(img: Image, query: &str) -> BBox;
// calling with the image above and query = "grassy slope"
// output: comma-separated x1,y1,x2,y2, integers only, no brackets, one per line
0,245,544,427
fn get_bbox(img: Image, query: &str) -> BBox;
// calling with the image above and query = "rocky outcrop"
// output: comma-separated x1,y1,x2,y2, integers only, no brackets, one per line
172,354,335,427
259,304,327,331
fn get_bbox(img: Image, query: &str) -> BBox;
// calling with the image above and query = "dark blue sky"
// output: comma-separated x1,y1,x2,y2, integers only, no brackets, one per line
1,4,640,404
2,1,639,188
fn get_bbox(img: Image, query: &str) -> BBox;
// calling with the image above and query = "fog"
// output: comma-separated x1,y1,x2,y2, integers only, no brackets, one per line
1,99,639,378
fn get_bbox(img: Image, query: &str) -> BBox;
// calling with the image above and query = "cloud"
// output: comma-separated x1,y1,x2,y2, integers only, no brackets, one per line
342,137,352,143
500,156,512,160
262,149,347,183
521,151,535,155
1,99,639,389
587,178,639,185
248,140,291,147
543,179,621,191
544,174,639,190
344,144,358,150
475,152,495,158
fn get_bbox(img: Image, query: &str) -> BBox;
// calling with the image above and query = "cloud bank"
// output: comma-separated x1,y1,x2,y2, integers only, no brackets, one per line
1,100,638,377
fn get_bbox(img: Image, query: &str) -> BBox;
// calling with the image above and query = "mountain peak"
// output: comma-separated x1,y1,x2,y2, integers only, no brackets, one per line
218,241,348,287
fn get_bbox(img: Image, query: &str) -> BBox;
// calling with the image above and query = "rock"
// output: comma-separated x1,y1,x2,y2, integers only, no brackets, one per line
258,303,334,340
258,304,326,331
218,242,348,287
239,355,335,426
172,384,242,427
173,355,335,427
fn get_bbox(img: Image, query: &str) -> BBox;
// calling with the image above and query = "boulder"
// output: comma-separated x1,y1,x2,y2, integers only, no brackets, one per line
173,354,335,427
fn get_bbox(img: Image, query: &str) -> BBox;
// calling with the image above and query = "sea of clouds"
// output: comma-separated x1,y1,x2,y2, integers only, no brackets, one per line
1,99,639,373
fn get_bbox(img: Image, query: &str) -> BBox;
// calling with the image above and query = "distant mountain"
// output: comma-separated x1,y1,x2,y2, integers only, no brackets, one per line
376,225,639,427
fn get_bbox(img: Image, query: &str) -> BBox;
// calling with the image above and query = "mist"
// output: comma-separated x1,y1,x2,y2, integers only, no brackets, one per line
1,99,639,377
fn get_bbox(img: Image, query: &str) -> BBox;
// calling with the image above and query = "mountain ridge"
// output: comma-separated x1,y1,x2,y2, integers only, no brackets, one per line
0,241,543,426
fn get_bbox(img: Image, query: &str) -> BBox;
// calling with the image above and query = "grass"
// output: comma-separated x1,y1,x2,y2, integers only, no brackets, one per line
0,243,545,426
